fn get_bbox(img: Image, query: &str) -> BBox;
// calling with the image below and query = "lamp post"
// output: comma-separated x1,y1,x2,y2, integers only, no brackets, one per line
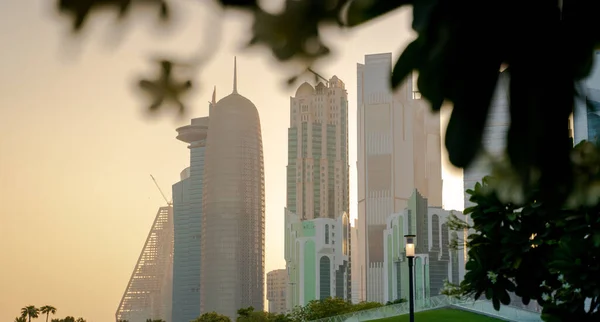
405,234,416,322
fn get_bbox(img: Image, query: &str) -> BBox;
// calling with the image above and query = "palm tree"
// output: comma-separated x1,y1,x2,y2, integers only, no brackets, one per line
21,306,40,322
15,317,27,322
40,306,57,322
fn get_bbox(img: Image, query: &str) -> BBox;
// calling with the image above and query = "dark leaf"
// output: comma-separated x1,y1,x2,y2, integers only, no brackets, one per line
593,233,600,247
391,40,422,89
411,0,439,34
444,64,500,168
492,297,500,311
345,0,410,27
217,0,258,8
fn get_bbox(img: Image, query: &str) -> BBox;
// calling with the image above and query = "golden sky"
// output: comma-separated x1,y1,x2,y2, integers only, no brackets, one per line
0,1,463,321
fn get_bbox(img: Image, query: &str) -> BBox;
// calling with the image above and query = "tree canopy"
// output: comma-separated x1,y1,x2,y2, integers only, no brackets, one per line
450,141,600,321
289,297,383,321
192,312,232,322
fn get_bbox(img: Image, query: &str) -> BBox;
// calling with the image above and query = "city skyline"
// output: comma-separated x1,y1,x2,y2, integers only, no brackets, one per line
0,2,465,321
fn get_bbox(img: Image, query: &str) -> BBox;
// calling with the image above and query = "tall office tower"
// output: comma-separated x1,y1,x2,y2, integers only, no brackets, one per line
284,78,351,308
172,116,209,322
284,209,351,308
382,190,465,303
286,77,349,220
116,206,174,322
201,58,265,319
266,269,287,314
357,53,443,303
350,219,361,304
573,51,600,145
462,72,509,209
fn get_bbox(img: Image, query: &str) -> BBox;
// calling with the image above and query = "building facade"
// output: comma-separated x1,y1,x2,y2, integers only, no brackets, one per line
573,51,600,145
267,269,288,314
357,53,443,303
284,209,351,309
350,219,361,304
172,116,209,322
462,71,510,209
201,58,265,319
286,77,349,220
382,190,466,303
284,77,352,308
116,206,174,322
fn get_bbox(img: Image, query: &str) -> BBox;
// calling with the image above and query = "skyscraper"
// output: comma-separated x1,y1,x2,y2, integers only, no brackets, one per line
200,58,265,319
357,53,443,303
172,116,209,322
286,77,349,220
573,51,600,145
116,206,174,322
266,269,287,314
284,77,352,308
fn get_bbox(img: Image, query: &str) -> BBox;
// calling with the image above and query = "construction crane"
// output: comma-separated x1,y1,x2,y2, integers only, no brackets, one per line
150,174,172,206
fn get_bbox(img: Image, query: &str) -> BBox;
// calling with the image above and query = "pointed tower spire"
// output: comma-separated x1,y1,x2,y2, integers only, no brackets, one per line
233,56,238,94
212,85,217,104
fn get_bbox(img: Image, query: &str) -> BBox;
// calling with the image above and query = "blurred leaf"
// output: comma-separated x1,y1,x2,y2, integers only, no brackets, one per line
138,60,192,114
391,40,422,89
345,0,409,27
217,0,258,8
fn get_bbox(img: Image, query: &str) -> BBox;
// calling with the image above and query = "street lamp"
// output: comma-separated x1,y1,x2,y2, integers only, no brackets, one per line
405,234,416,322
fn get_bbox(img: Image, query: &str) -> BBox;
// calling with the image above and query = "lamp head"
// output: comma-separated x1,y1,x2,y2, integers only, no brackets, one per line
404,234,416,258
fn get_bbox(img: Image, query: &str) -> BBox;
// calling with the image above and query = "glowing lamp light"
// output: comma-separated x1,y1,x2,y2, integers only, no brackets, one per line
405,234,416,258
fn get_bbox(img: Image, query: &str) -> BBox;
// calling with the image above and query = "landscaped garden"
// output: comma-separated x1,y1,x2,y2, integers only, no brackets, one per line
372,308,505,322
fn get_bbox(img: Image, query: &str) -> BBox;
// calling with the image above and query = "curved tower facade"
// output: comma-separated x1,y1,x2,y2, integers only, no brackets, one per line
201,58,265,318
172,116,209,322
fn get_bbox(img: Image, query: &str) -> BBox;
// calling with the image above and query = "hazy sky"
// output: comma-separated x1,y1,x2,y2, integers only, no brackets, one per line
0,1,463,321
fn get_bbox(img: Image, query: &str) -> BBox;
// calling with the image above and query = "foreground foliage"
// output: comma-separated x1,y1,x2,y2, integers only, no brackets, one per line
449,141,600,321
52,0,600,200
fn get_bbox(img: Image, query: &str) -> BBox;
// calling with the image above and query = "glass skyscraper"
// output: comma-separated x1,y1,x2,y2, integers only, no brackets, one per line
172,117,209,322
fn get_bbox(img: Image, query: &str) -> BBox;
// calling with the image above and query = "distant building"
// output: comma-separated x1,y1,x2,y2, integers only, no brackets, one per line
357,53,443,303
573,51,600,145
200,58,265,319
382,190,466,303
350,219,361,304
284,209,351,308
267,269,288,314
115,206,174,322
172,116,209,322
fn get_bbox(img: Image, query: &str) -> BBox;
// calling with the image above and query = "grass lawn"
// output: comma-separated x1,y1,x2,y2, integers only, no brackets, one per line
372,308,505,322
